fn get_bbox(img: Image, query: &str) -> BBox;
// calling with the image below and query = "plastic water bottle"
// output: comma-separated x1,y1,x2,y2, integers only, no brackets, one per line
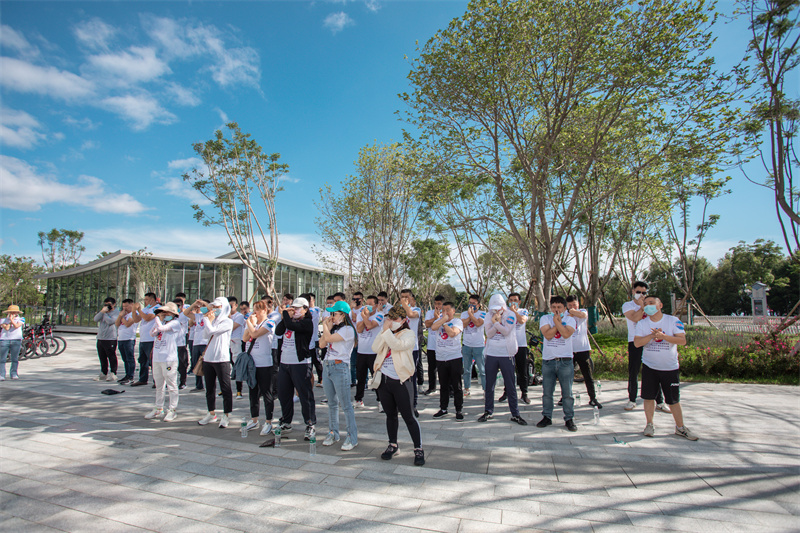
240,422,248,438
274,426,281,447
309,434,317,456
592,405,600,425
574,393,582,406
596,381,602,398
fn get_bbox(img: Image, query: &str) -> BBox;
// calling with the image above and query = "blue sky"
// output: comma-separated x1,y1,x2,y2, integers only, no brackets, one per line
0,0,783,270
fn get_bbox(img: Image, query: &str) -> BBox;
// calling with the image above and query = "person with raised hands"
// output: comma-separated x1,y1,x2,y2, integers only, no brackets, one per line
197,297,235,428
130,293,160,387
566,295,601,408
431,301,465,421
460,294,486,397
145,302,182,422
242,300,278,437
354,295,384,408
185,299,209,393
537,296,578,432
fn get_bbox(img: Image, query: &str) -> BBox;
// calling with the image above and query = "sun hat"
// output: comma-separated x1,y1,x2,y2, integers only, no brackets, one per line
325,301,351,314
154,302,180,316
3,305,22,314
291,297,309,308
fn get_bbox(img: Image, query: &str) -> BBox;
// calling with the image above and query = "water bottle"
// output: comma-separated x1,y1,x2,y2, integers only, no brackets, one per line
274,426,281,447
240,422,248,438
575,393,582,406
596,381,602,398
592,405,600,425
309,434,317,456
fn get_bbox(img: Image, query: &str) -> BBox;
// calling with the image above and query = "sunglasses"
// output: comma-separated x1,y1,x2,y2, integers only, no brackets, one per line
635,291,648,295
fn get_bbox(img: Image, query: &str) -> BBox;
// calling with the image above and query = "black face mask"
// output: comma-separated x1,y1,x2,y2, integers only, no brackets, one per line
354,299,362,305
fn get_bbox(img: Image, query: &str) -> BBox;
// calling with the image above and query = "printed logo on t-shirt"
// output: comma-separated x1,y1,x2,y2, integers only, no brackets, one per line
469,321,475,328
676,321,685,330
285,331,293,339
554,331,562,339
441,330,449,340
505,317,514,324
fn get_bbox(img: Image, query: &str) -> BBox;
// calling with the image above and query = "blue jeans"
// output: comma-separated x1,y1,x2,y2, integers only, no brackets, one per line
349,347,358,385
0,339,21,378
322,360,358,445
484,355,520,417
542,358,575,421
138,341,154,383
118,340,136,380
462,345,485,390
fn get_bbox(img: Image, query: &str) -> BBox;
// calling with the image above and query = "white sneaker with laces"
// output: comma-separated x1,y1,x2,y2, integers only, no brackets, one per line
643,422,655,437
219,414,230,428
10,374,19,380
198,413,217,425
163,409,177,422
354,400,364,408
145,409,164,420
656,403,671,413
244,420,259,431
322,432,339,446
106,373,117,381
624,401,636,411
675,425,699,441
293,395,299,403
94,373,107,381
260,422,274,436
341,436,356,451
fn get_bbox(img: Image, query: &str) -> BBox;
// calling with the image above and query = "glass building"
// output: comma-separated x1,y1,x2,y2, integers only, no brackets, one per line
39,250,344,332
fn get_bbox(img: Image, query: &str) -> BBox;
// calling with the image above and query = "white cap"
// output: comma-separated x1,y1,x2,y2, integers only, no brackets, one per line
291,297,309,308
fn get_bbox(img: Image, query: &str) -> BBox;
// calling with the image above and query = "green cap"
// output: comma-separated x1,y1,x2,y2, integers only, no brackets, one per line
325,301,351,314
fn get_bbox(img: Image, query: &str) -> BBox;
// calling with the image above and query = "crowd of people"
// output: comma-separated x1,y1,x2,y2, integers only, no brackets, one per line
0,280,699,469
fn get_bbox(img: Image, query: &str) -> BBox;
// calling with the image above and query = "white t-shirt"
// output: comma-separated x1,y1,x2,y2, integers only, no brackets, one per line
539,314,577,360
512,307,529,348
176,311,189,348
425,309,441,350
435,317,463,361
0,317,24,340
623,299,646,342
248,319,277,367
268,310,281,349
231,312,246,341
324,325,356,362
356,311,384,355
117,313,138,341
460,310,486,348
309,307,321,347
152,319,181,362
380,349,399,380
484,311,517,357
280,326,308,365
571,309,591,352
635,314,684,371
407,306,422,350
138,304,160,342
193,313,211,346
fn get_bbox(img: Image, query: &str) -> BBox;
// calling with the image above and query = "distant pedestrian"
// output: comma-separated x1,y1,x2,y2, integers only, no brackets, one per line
93,297,120,382
130,293,160,387
0,305,24,380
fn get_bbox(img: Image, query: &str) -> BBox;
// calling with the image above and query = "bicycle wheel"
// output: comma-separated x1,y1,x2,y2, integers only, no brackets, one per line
43,336,62,356
51,335,67,355
19,339,32,360
32,338,49,357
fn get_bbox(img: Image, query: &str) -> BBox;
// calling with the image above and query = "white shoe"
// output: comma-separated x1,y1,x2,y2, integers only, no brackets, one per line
341,436,356,451
260,422,274,436
322,432,339,446
656,403,671,413
94,373,107,381
163,410,177,422
244,420,259,431
354,400,364,408
293,395,299,403
643,423,655,437
10,374,18,380
219,414,230,428
0,376,5,381
106,373,117,381
145,409,164,420
624,401,636,411
198,413,217,425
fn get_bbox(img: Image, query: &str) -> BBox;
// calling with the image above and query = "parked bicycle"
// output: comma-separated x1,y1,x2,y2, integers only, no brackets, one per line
20,317,67,359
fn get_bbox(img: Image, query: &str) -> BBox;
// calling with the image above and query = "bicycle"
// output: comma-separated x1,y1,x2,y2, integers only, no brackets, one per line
21,325,48,359
37,317,67,355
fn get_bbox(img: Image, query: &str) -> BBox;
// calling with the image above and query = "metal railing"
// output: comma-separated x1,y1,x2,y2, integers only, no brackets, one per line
693,315,799,334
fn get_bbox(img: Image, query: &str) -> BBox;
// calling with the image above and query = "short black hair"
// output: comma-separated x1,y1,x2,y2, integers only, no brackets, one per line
240,301,250,308
377,291,388,299
227,296,238,305
122,298,134,304
400,288,415,297
333,292,346,300
633,281,649,290
103,297,116,304
509,292,521,300
307,292,316,300
172,299,183,306
144,292,157,300
565,294,579,303
175,292,187,299
468,294,481,303
353,291,363,297
550,295,567,306
366,295,378,305
443,301,455,308
434,295,445,302
283,293,294,300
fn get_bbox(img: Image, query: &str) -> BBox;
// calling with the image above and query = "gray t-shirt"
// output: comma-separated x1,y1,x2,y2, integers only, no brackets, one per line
94,309,120,340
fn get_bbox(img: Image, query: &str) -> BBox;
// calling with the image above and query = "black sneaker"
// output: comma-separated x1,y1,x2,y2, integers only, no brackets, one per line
422,389,436,396
498,392,507,403
414,409,419,418
129,381,147,387
117,378,131,385
381,444,399,460
589,398,603,409
536,416,552,428
432,409,448,419
565,419,577,432
557,398,563,406
521,395,531,405
152,384,156,389
189,387,204,393
455,411,464,422
179,384,187,390
413,448,425,466
280,423,292,434
477,411,493,422
511,416,528,426
304,425,315,441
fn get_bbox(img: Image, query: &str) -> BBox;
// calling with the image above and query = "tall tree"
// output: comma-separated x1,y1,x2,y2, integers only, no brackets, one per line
37,228,85,272
184,122,288,298
400,238,450,307
130,248,172,301
0,255,44,305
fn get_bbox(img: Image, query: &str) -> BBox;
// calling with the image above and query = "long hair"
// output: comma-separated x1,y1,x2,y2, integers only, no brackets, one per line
331,311,356,335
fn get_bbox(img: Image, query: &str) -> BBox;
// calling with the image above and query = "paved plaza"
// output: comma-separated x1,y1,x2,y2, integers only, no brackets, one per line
1,334,798,532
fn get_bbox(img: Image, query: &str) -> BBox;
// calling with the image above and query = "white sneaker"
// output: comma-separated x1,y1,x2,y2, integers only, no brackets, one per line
219,414,230,428
624,401,636,411
198,413,217,425
341,436,356,451
144,409,164,420
163,410,177,422
244,420,259,431
106,373,117,381
0,376,5,381
354,400,364,408
322,432,339,446
260,422,274,436
643,423,655,437
10,374,18,380
656,403,671,413
93,373,107,381
675,425,699,441
293,395,299,403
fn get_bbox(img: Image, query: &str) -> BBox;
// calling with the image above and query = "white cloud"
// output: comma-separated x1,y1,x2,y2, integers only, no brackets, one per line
0,155,148,214
0,57,94,99
278,174,301,184
161,177,211,206
0,24,40,60
63,115,100,130
365,0,381,12
85,46,171,84
0,107,46,149
165,82,201,106
324,12,355,34
167,157,205,170
100,93,177,130
73,18,117,51
80,140,97,151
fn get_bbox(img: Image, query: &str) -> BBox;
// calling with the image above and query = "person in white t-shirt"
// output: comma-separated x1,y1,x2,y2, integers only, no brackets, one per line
622,281,667,412
566,295,601,408
185,299,210,392
242,300,278,437
0,305,24,380
319,300,359,451
115,299,139,384
145,302,182,422
399,289,423,413
130,293,161,387
431,301,465,420
501,292,531,404
196,297,235,429
422,295,445,395
349,291,365,387
228,296,247,399
173,295,190,390
377,291,393,314
461,294,486,396
537,295,578,432
354,295,384,407
318,295,335,365
634,296,698,440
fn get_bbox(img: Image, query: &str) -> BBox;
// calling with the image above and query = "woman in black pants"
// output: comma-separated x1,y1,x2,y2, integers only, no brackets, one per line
242,300,278,436
372,306,425,466
195,297,234,428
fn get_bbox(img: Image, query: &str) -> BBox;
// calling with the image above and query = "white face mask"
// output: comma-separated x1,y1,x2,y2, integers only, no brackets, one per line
633,292,643,301
390,321,402,331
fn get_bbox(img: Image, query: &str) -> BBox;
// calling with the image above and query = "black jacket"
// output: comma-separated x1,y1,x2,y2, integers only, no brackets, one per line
275,309,314,361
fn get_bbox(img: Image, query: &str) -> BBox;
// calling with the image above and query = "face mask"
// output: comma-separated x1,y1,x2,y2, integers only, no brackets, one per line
644,304,658,315
213,308,221,317
163,316,173,322
390,321,402,331
366,305,373,312
293,309,303,318
199,307,209,314
634,293,643,301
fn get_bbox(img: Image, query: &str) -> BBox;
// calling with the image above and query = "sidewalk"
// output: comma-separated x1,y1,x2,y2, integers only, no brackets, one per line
1,334,798,532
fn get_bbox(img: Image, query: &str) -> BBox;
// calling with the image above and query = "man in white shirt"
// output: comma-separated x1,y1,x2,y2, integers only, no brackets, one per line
460,294,486,396
537,295,578,432
115,299,138,384
400,289,422,413
377,291,393,314
354,295,384,407
431,302,464,420
566,295,601,408
228,296,246,399
130,292,160,387
422,295,445,395
500,292,531,404
349,292,364,387
634,296,698,440
622,281,667,412
174,295,190,390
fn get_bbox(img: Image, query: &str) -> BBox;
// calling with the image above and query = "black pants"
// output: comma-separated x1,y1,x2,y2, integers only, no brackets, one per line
311,341,323,383
355,353,377,402
437,358,463,412
232,342,246,393
628,342,663,403
177,346,189,387
203,361,232,413
412,350,420,408
426,349,437,390
190,343,206,389
272,348,280,396
573,350,597,399
415,348,424,386
378,375,422,448
504,346,529,396
97,340,118,375
277,363,316,426
138,341,154,383
250,366,275,420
